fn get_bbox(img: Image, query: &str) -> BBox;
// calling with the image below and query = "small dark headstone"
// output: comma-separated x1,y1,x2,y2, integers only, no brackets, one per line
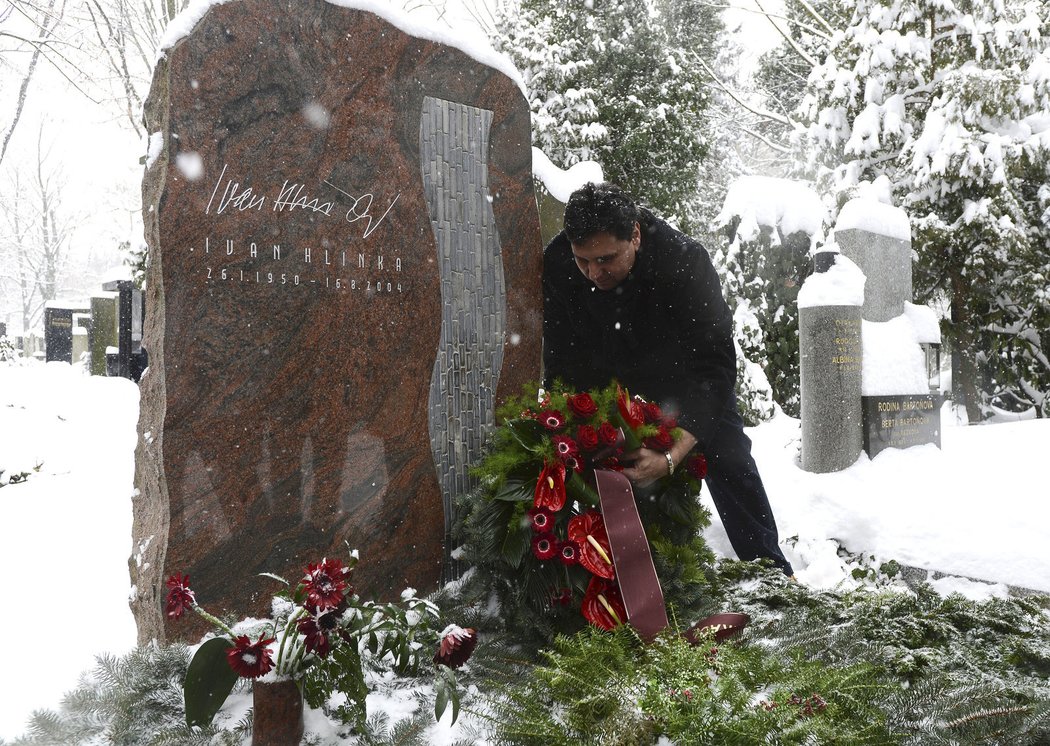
862,394,941,457
44,304,89,363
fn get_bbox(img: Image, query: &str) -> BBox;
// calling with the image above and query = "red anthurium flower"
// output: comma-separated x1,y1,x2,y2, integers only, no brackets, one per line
644,426,674,452
434,625,478,669
552,587,573,606
687,453,708,480
532,531,558,561
302,558,350,610
558,541,578,566
165,574,196,620
534,460,567,511
296,614,331,658
527,506,554,533
581,577,627,631
552,435,579,460
539,409,566,431
566,393,598,419
577,424,599,451
227,634,276,678
617,386,645,428
598,421,620,446
567,511,615,579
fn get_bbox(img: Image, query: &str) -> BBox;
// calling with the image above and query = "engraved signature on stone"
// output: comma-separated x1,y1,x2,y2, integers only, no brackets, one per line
204,163,400,239
322,180,401,239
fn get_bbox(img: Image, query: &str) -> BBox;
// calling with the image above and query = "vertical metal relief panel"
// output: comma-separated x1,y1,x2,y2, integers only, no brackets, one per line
420,96,507,581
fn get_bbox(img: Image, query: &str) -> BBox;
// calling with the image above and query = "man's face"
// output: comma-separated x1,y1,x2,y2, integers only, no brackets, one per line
570,223,640,291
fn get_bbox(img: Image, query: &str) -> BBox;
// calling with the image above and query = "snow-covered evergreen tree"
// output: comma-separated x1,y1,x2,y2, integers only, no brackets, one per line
798,0,1050,419
490,0,719,233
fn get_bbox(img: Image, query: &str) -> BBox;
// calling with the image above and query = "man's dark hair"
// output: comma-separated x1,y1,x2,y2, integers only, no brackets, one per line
563,182,640,243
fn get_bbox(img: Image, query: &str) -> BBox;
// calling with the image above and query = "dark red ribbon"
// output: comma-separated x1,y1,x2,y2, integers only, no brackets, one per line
593,469,669,641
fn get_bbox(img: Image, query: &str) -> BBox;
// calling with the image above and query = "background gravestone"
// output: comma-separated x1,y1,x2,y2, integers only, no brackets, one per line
836,228,911,323
133,0,542,643
89,293,118,376
798,252,864,473
44,302,89,363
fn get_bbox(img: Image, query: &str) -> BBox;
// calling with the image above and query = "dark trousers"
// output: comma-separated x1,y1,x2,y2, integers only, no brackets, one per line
704,401,793,575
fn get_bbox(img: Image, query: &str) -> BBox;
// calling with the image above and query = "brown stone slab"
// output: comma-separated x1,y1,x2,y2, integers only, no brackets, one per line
132,0,541,643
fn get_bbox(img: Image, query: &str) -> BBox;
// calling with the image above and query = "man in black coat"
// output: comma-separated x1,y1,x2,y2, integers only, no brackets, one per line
543,181,793,575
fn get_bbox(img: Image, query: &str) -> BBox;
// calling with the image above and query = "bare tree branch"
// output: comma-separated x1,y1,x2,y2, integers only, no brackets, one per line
794,0,836,36
735,123,792,154
696,55,793,126
754,0,819,68
0,0,51,166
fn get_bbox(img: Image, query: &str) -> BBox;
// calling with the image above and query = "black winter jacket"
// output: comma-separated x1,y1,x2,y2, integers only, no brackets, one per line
542,211,737,450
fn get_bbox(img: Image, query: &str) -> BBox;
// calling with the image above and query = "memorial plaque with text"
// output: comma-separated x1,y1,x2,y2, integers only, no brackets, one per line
132,0,542,643
862,394,941,457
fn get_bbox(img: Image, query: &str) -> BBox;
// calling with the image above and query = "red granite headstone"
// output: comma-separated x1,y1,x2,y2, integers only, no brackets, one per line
132,0,542,643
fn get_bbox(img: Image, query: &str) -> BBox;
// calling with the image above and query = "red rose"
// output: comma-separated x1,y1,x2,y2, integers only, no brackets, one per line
577,424,599,451
227,634,276,678
644,426,675,452
165,574,195,620
687,453,708,480
539,409,565,431
642,401,663,424
598,422,620,446
532,531,558,561
566,393,598,419
527,506,554,533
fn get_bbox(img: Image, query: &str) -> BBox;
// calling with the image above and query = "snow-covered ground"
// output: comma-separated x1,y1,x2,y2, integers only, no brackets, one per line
1,360,1048,740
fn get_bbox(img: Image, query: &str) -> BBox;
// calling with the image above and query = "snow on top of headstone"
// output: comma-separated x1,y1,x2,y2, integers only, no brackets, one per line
43,299,90,310
903,302,941,344
158,0,527,96
532,148,604,203
797,250,865,309
854,175,893,205
714,175,826,244
835,197,911,242
102,264,134,284
861,316,929,395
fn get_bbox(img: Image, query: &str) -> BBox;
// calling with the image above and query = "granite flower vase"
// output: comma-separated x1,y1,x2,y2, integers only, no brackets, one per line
251,680,304,746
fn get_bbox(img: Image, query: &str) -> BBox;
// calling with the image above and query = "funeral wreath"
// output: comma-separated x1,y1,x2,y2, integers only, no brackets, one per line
459,381,716,638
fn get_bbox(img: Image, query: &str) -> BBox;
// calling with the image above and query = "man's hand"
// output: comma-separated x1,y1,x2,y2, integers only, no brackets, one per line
621,429,699,488
621,448,669,487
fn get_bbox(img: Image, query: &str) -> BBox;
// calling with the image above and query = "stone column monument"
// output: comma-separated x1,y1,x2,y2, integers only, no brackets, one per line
132,0,543,643
798,250,865,473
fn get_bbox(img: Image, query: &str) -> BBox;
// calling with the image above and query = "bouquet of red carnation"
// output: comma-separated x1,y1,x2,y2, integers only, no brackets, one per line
467,381,710,633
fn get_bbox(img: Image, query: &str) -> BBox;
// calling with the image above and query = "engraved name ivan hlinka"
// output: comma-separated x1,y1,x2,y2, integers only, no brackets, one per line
193,164,406,293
